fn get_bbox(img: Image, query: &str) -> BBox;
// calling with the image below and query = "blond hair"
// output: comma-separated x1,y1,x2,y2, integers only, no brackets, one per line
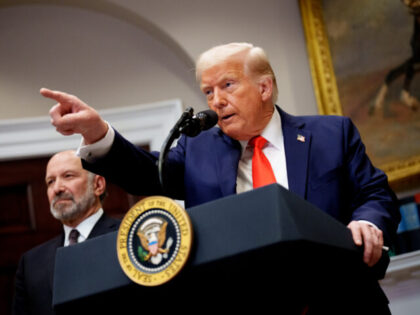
195,43,278,103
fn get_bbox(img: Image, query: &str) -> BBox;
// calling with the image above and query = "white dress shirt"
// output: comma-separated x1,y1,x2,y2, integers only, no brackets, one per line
236,109,288,193
77,124,114,163
63,208,104,246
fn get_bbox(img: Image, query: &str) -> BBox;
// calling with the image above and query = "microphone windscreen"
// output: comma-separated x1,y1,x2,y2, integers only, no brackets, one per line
196,110,218,130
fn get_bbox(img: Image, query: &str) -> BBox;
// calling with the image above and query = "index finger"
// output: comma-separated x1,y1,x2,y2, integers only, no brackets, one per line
40,88,72,104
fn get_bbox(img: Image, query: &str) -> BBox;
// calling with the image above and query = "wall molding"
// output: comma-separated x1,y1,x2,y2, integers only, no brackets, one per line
0,99,183,161
386,250,420,275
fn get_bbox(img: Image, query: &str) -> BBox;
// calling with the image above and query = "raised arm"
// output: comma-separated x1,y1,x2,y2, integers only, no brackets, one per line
40,88,108,144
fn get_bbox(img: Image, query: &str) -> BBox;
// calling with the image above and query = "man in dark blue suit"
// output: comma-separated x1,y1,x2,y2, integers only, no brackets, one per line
13,151,119,315
41,43,399,313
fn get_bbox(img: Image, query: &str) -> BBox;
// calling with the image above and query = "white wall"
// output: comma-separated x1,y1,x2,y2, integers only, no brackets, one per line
0,0,317,121
0,2,204,118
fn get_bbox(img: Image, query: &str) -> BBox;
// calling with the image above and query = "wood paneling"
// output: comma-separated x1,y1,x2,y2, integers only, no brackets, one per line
0,184,35,234
0,151,146,314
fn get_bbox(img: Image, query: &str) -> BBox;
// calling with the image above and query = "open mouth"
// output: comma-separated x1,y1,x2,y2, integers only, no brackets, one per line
221,113,235,121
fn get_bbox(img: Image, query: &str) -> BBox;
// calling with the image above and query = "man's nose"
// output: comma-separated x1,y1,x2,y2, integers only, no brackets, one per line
52,179,66,195
212,88,227,108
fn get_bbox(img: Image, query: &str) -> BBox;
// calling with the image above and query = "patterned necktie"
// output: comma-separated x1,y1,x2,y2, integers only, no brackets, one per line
249,136,276,188
68,229,80,246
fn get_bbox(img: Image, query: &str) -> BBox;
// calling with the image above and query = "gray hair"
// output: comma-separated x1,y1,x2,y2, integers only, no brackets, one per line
195,42,278,103
87,171,107,202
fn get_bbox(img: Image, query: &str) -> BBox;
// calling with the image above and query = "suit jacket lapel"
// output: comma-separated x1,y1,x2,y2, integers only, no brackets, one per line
89,213,119,239
215,130,242,196
279,108,311,199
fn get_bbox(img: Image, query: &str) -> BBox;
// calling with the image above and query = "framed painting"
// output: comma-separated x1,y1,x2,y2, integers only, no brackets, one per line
299,0,420,188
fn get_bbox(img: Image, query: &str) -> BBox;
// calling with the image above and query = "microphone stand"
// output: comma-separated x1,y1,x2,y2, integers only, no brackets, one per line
158,107,194,194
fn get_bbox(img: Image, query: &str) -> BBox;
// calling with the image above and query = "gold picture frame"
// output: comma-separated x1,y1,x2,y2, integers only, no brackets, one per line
299,0,420,188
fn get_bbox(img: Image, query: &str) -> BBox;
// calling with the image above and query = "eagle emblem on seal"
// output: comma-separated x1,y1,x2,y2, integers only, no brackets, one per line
137,217,173,265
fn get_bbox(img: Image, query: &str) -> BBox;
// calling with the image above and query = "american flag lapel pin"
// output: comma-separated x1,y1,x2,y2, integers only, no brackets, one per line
297,134,305,142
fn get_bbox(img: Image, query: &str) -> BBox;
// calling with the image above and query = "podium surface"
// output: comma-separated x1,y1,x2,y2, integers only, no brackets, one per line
53,184,387,313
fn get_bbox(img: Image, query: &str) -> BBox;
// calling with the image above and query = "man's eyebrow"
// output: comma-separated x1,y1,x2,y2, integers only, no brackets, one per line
218,72,239,82
200,83,210,91
200,72,239,90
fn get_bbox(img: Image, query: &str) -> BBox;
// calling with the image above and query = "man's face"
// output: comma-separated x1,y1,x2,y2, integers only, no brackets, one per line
200,57,274,140
45,151,95,222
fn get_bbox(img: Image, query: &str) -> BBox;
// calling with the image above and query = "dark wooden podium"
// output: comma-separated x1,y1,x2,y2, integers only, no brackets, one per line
52,184,389,314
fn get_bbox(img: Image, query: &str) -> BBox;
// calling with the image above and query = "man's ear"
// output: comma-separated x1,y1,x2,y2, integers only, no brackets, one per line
259,76,273,102
93,175,106,197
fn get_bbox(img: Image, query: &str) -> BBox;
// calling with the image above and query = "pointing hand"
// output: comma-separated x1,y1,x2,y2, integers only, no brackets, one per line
41,88,108,144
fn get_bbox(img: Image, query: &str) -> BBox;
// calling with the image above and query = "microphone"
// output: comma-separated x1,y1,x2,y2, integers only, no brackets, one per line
158,107,218,193
179,109,218,137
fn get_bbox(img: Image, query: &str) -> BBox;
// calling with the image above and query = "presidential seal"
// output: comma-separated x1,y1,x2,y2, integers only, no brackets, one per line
117,196,193,286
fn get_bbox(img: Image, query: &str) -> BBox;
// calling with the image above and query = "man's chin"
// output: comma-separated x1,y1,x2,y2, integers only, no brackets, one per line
51,204,77,221
220,123,238,139
53,203,69,211
221,127,252,141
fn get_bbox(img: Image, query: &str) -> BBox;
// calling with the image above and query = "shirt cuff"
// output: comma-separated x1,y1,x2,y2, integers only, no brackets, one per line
76,122,115,163
358,220,380,231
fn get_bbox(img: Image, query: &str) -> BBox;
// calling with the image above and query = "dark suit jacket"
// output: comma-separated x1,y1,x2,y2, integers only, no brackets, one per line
13,213,120,315
83,108,399,244
80,108,400,312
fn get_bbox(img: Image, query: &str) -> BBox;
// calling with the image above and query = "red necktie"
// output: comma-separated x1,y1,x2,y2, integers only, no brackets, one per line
249,136,276,188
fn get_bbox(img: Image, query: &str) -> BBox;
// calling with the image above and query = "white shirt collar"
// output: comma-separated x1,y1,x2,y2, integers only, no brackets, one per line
239,107,282,154
63,208,104,246
261,107,283,150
